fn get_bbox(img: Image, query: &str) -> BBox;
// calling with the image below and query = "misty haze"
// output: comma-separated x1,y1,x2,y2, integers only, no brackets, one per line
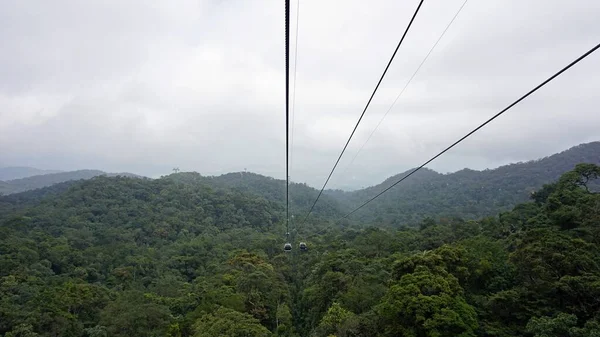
1,0,599,336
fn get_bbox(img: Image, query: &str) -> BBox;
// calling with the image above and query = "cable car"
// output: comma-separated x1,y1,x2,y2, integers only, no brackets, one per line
299,242,307,251
284,243,292,252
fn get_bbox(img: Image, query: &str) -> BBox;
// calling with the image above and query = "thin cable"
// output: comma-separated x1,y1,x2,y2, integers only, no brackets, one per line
339,0,468,180
290,0,300,184
302,0,425,224
285,0,290,237
341,41,600,220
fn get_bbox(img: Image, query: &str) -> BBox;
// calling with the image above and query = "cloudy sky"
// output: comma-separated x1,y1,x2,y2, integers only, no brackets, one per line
0,0,599,190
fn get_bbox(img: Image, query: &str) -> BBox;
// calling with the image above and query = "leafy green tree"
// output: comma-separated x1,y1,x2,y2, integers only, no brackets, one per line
100,291,172,337
571,318,600,337
314,302,355,337
192,306,272,337
526,313,578,337
378,264,477,337
82,325,108,337
544,163,600,230
4,324,39,337
275,303,293,335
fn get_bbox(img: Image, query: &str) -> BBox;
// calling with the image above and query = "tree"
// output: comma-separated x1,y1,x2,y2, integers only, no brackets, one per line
275,303,292,335
4,324,39,337
526,313,577,337
315,302,355,337
544,163,600,230
99,291,172,337
192,307,272,337
378,265,477,337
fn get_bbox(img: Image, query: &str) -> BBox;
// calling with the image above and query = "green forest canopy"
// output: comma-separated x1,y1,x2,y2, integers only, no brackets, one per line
1,163,599,336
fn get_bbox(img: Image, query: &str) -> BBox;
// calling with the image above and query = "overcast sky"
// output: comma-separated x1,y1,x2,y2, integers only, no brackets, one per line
0,0,599,190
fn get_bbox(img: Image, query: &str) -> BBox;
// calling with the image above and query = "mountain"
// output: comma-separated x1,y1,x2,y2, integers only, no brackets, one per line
0,169,144,196
1,160,599,336
0,166,62,180
165,171,344,219
158,141,600,227
329,141,600,225
0,181,8,193
324,141,600,225
164,142,600,226
0,175,281,234
2,141,599,224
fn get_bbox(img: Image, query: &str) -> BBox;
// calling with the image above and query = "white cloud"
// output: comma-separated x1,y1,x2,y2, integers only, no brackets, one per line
0,0,599,190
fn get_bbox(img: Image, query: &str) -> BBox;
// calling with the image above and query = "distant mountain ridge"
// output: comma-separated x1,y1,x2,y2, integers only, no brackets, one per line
2,141,598,225
0,169,144,196
0,166,63,181
327,141,600,224
156,141,599,225
185,141,600,225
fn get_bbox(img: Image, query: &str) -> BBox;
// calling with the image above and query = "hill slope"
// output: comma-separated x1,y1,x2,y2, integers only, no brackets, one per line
1,162,599,336
0,169,144,196
331,141,600,225
163,142,600,226
3,141,598,225
0,166,62,180
164,171,344,220
156,141,600,226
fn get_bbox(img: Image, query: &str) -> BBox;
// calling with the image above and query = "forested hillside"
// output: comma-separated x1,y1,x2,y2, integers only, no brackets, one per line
1,163,599,336
331,141,600,225
159,142,599,228
0,170,143,196
165,172,344,220
188,141,600,226
3,142,597,223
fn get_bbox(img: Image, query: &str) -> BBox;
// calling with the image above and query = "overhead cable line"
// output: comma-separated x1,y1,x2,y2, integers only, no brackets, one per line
339,0,468,180
285,0,291,237
340,41,600,220
302,0,425,224
290,0,300,183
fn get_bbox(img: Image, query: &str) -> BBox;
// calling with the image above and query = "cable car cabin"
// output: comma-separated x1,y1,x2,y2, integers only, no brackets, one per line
284,243,292,252
299,242,307,251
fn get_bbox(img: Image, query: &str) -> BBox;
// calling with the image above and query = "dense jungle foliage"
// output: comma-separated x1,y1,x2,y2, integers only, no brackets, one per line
1,162,599,336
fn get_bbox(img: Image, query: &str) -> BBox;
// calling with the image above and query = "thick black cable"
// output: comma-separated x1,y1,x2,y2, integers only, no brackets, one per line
290,0,300,183
302,0,425,224
341,41,600,220
338,0,468,181
285,0,290,237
